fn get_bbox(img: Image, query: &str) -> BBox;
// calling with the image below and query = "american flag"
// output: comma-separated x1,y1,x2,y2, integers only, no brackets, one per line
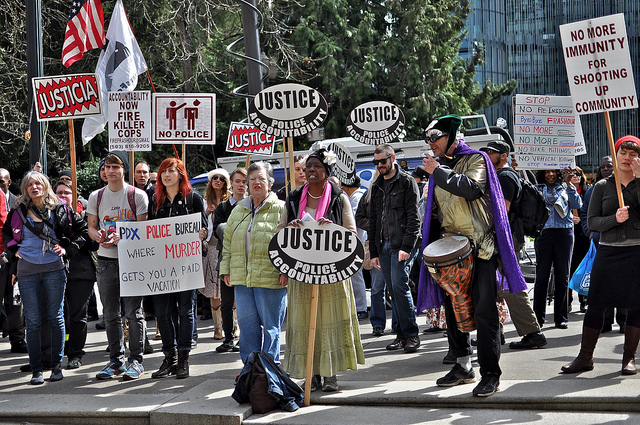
62,0,105,68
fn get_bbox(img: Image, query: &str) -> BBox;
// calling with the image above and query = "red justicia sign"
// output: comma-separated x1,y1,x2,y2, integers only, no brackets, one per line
32,73,103,121
226,122,275,156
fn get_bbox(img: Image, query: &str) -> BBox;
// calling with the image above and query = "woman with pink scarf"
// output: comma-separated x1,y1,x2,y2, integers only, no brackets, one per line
279,149,365,393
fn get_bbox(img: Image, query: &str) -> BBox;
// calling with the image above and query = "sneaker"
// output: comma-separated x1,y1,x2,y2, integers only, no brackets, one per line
122,360,144,381
372,326,384,337
216,340,235,353
404,336,420,353
30,371,44,385
50,363,63,382
95,319,106,330
436,363,476,387
96,361,126,380
232,341,240,352
422,325,442,334
357,311,368,320
472,374,500,397
509,332,547,349
386,338,406,350
67,358,82,369
322,375,339,392
10,341,28,353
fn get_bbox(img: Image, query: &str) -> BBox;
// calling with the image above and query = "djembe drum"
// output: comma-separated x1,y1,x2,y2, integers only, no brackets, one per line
423,235,475,332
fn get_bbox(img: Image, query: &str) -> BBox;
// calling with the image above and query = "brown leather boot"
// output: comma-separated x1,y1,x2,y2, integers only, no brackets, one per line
212,307,223,340
622,325,640,375
151,350,177,379
561,325,600,373
176,350,190,379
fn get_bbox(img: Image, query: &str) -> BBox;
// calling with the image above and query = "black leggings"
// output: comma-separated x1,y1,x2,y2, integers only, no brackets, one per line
584,305,640,329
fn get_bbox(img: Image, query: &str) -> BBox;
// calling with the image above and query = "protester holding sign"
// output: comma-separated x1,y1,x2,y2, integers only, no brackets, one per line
533,169,582,330
148,158,207,379
200,169,230,341
562,136,640,375
220,162,286,364
279,149,365,393
2,171,88,385
87,151,149,381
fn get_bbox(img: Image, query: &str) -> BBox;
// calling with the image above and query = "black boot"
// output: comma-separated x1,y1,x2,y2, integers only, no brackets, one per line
176,350,189,379
151,350,177,379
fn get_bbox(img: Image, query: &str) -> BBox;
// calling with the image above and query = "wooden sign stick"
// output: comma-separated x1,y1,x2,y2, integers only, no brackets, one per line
68,119,77,211
304,284,320,405
604,111,625,208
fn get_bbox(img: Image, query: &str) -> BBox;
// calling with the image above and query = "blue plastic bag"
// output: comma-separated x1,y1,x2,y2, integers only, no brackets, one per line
569,240,596,296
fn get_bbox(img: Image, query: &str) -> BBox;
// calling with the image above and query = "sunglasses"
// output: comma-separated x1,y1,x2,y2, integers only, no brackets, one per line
373,155,393,166
425,133,447,144
211,175,223,181
150,180,157,184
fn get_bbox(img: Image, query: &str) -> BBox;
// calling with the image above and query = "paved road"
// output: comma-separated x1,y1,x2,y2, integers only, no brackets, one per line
0,289,638,424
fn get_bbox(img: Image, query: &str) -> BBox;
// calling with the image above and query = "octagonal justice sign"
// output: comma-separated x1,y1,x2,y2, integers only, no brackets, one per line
269,222,364,284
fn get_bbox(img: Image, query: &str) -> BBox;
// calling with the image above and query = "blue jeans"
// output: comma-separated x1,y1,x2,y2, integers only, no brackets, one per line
96,258,144,364
378,241,419,339
369,267,397,330
19,268,66,372
234,285,287,364
153,289,196,353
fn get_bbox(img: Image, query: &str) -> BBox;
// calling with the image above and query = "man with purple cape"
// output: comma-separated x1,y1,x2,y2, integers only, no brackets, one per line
418,115,527,397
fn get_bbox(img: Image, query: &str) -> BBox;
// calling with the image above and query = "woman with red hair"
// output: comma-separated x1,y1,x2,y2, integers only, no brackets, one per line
148,158,207,379
563,135,640,375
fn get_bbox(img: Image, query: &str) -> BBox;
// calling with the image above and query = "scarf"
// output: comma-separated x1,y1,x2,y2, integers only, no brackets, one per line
417,140,527,312
298,182,332,220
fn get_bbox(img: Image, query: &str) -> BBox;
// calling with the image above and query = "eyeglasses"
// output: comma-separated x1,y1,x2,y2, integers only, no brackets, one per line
150,180,157,184
373,155,393,166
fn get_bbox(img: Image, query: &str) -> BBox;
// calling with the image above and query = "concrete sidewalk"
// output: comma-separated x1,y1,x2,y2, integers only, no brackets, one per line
0,296,639,425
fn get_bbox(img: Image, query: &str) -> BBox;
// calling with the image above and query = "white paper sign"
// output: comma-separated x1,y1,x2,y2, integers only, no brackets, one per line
560,13,637,115
116,213,204,297
513,94,587,170
108,90,151,151
153,93,216,144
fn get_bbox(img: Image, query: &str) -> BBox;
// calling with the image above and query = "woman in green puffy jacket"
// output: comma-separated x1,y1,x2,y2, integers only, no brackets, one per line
220,161,286,363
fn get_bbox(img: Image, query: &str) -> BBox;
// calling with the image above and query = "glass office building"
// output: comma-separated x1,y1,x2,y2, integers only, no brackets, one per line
466,1,640,170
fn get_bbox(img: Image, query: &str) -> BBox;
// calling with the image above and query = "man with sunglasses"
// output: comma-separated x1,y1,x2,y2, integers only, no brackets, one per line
369,144,421,353
418,115,526,397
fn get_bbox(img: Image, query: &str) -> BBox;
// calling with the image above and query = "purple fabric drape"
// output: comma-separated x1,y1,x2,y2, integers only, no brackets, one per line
416,140,527,312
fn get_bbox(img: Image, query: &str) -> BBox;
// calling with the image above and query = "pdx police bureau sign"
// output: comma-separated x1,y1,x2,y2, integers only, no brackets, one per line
269,222,364,285
248,83,328,138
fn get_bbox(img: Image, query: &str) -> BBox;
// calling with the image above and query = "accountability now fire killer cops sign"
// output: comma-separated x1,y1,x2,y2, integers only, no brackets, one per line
226,122,276,156
116,213,204,297
346,101,405,145
560,13,637,115
32,73,103,121
325,141,357,186
108,90,151,151
268,222,365,284
153,93,216,144
248,83,328,138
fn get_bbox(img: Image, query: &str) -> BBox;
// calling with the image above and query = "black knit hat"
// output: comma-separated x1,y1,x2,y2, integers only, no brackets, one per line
425,114,462,152
306,148,336,175
106,150,130,174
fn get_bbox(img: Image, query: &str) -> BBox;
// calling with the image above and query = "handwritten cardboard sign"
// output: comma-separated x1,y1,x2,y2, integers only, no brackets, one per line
513,94,586,169
116,213,204,297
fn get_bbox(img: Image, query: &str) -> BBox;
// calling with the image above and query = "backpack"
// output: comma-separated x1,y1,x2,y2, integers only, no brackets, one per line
498,168,549,240
96,185,138,216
